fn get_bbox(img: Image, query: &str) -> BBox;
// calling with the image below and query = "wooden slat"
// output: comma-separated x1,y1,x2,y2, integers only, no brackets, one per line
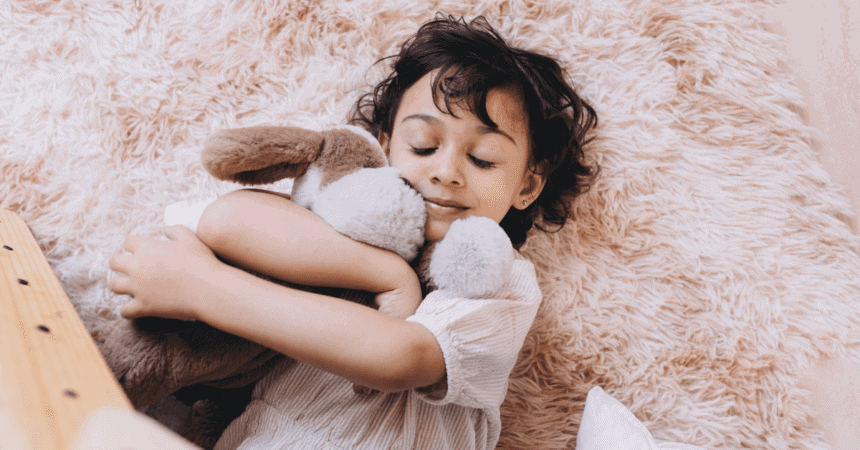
0,208,132,450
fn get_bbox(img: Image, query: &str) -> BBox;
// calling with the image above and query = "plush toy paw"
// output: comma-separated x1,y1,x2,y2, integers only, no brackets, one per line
99,317,282,408
312,166,426,261
425,216,515,297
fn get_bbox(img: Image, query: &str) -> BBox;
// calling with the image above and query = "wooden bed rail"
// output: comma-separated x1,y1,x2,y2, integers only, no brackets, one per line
0,209,195,449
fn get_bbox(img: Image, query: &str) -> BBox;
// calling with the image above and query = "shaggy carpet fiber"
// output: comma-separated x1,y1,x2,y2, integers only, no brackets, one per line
3,0,860,448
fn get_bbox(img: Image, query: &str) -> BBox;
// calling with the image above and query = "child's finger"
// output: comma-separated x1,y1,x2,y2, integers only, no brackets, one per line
122,235,145,253
107,275,133,296
162,224,194,241
120,300,143,319
108,253,133,274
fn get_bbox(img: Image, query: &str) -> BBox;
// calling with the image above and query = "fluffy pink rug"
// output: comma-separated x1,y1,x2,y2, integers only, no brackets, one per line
3,0,860,448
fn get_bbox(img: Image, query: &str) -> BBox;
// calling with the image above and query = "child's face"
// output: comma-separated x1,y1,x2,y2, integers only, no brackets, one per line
381,71,546,242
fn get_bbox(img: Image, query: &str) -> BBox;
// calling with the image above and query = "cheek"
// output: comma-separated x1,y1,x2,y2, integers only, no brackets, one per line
388,149,414,174
391,160,419,186
391,155,432,191
475,177,518,221
387,152,408,177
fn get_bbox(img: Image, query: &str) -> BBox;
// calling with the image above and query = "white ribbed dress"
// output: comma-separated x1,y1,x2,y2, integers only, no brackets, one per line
213,256,542,450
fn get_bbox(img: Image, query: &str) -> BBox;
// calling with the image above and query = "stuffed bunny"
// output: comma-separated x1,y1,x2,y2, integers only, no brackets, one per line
99,124,515,447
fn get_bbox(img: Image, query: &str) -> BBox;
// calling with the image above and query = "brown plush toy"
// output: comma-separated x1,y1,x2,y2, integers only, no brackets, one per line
99,124,516,447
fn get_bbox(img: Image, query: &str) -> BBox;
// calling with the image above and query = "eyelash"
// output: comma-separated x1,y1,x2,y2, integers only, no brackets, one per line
410,147,496,169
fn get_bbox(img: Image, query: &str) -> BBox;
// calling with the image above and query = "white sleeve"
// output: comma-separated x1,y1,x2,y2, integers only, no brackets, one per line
164,195,219,233
406,257,542,410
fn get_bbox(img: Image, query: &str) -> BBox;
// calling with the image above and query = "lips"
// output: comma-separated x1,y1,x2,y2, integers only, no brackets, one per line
424,197,468,216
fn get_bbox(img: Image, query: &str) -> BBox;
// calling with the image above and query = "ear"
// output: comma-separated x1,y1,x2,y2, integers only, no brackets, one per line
201,126,325,185
514,162,548,210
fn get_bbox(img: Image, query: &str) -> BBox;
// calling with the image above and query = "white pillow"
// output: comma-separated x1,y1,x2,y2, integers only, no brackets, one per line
576,387,704,450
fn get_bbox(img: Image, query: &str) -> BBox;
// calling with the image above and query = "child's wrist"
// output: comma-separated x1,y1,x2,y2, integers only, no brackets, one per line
374,261,422,319
376,251,417,291
188,260,233,322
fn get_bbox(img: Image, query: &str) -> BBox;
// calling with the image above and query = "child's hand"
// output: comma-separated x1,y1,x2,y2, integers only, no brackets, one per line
108,225,221,321
373,268,422,320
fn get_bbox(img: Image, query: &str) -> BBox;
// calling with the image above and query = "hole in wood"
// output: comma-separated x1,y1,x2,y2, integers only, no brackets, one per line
62,389,79,399
17,278,29,286
37,325,50,333
2,245,11,251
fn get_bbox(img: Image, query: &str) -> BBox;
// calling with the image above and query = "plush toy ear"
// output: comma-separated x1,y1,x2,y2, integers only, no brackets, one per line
316,126,388,187
201,126,325,185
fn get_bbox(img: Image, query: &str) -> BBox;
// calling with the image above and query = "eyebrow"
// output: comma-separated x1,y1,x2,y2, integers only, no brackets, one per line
401,113,518,145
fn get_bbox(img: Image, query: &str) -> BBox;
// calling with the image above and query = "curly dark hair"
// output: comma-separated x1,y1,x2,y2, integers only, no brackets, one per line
351,15,598,248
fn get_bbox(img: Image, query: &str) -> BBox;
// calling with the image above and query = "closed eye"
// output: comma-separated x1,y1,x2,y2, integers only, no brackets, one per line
469,155,495,169
410,147,495,169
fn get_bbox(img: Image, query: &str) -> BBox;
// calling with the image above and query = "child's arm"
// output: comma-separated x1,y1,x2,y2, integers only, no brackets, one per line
108,223,443,392
196,189,418,304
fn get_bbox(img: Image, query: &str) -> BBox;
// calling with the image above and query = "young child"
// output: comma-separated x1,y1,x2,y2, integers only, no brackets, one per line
108,15,597,450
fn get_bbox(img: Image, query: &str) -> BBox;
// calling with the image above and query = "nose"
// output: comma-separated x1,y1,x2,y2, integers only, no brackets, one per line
429,146,464,187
